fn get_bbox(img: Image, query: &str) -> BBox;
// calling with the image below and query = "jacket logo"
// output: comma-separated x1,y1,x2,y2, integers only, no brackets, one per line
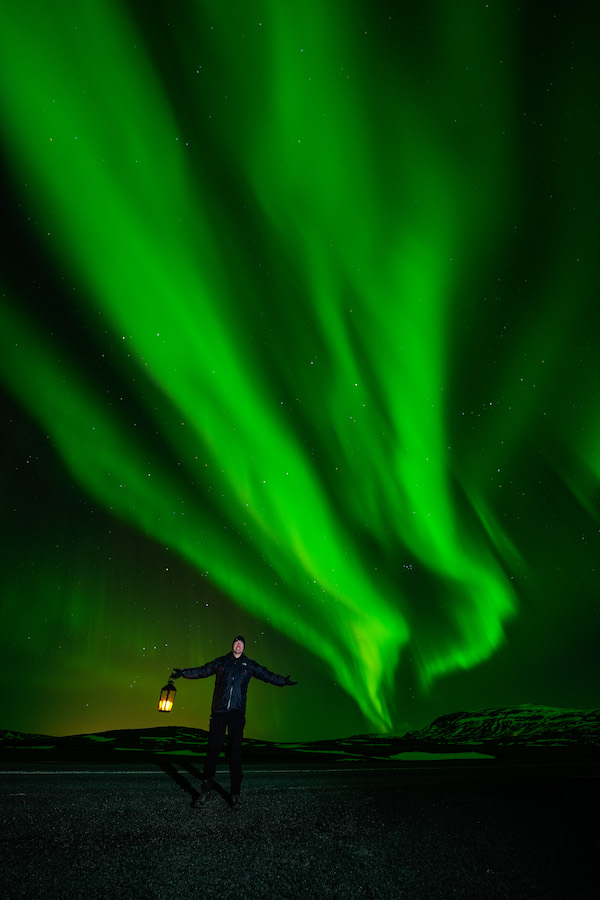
242,662,247,666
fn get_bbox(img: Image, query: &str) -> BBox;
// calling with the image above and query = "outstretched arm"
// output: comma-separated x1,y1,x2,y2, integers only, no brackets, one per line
171,660,221,679
250,662,297,687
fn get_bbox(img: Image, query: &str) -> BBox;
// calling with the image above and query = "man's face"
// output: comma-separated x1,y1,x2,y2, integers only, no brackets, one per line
232,639,245,657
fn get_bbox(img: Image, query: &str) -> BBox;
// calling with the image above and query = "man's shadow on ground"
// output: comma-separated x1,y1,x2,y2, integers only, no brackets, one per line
153,756,233,808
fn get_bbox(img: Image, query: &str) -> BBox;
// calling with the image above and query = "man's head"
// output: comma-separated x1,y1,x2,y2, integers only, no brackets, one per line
232,635,245,657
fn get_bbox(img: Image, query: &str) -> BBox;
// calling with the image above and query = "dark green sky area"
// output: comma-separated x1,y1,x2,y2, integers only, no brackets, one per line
1,1,598,741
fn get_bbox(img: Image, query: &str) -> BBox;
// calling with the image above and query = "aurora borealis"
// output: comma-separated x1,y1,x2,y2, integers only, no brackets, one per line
1,1,598,742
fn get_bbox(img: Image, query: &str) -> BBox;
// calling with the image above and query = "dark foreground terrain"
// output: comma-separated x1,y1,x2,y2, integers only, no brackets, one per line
1,758,598,899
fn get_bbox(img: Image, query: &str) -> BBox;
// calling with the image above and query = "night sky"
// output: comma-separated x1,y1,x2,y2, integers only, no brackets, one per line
1,1,599,743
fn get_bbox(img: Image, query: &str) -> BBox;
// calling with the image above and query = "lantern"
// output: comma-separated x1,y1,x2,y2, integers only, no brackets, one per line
158,680,177,713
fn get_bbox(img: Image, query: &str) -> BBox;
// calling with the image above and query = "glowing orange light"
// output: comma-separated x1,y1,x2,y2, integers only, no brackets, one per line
158,680,176,712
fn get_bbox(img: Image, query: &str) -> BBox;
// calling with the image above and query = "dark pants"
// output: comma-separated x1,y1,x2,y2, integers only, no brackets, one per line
202,709,245,794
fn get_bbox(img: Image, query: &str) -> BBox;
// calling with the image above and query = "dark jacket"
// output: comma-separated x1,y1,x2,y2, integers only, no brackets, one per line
182,652,286,714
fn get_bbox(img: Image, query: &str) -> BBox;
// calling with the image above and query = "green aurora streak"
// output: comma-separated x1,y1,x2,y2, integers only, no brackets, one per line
1,1,597,732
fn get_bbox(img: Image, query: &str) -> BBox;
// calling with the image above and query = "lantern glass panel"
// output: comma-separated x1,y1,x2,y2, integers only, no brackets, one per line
158,681,176,712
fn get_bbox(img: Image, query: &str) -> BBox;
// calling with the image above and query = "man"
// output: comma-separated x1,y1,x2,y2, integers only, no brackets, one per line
171,635,297,807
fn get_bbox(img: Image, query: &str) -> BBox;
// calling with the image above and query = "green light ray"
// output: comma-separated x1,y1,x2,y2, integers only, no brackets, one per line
0,0,555,730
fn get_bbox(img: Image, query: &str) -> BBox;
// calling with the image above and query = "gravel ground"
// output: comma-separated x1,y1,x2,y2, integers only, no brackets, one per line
1,766,598,899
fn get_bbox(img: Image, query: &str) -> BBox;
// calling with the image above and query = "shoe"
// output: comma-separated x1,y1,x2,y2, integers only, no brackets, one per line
231,794,242,808
196,785,212,805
